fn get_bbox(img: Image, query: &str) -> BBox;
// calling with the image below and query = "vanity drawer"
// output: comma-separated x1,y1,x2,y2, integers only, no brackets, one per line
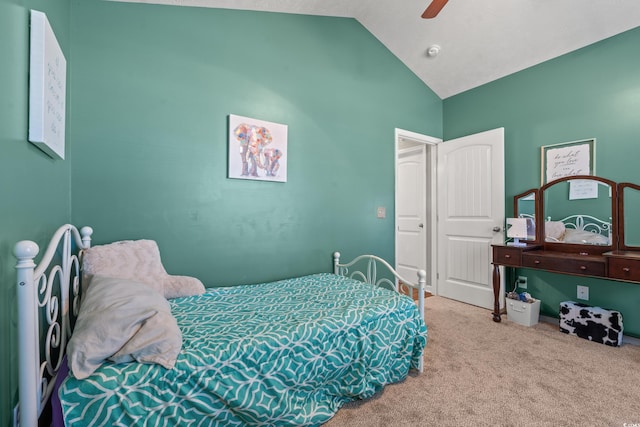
608,257,640,282
493,246,523,267
522,253,606,277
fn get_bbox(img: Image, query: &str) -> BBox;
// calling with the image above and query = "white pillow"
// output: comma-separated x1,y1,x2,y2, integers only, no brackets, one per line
545,221,566,241
82,239,205,299
67,276,182,379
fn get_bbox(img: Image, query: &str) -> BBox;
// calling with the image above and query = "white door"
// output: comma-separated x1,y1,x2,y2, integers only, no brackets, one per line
396,145,427,284
437,128,505,309
395,129,439,295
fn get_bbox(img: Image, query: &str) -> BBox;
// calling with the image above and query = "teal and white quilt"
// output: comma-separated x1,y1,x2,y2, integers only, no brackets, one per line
59,273,427,426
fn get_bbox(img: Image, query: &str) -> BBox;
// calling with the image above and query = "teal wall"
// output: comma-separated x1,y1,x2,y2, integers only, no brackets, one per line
0,0,71,425
2,0,637,423
68,0,442,286
444,27,640,337
2,2,441,425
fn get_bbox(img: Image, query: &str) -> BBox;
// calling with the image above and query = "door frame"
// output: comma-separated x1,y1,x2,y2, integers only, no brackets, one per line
394,128,441,295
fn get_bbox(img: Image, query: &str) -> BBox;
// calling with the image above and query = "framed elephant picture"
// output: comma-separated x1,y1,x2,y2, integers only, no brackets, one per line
228,114,288,182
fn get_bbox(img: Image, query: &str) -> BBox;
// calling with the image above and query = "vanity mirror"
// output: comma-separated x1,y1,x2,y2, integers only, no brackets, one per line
618,182,640,250
540,175,616,253
513,189,539,243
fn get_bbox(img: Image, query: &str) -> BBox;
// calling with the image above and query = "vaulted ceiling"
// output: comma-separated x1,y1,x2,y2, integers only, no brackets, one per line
119,0,640,99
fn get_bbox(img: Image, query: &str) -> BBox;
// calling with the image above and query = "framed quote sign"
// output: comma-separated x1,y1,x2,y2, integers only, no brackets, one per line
541,138,595,185
28,10,67,159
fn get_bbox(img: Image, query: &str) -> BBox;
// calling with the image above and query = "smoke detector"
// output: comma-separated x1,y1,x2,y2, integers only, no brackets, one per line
426,44,441,58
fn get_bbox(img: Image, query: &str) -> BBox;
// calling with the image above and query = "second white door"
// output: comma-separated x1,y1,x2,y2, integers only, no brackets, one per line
396,145,427,285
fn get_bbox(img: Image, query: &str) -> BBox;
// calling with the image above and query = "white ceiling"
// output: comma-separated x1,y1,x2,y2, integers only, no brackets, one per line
119,0,640,99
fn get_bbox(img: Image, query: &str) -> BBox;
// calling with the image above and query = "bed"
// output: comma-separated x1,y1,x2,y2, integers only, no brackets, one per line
544,214,612,245
15,224,427,426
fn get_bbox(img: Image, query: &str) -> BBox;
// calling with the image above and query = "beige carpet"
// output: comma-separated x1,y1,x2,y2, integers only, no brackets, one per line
325,296,640,427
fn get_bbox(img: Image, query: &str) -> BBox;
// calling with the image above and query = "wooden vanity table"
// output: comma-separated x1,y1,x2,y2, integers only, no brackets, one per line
491,176,640,322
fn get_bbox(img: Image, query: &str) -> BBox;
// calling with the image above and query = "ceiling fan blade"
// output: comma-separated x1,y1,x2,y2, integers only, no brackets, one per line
421,0,449,19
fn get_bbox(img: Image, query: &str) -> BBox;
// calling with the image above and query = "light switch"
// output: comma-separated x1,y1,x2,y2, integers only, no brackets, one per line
376,206,386,219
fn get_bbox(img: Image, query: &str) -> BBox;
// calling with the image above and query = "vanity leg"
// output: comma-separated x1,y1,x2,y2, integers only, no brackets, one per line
492,264,501,322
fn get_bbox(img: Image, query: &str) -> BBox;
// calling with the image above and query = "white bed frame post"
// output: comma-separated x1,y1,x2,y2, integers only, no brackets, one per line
332,251,340,276
416,270,426,323
14,225,93,427
15,241,40,427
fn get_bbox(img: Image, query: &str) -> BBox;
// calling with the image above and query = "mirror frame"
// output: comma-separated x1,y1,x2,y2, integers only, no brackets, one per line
540,175,617,254
513,188,540,244
617,182,640,251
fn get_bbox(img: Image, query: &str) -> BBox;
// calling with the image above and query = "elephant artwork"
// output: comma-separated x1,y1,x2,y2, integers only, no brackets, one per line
233,124,272,177
228,115,288,182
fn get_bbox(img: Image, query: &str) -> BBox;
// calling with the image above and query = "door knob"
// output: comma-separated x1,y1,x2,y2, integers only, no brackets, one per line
492,226,501,232
418,223,424,228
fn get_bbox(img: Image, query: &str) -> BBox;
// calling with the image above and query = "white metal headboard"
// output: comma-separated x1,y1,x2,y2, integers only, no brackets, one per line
332,251,426,372
14,224,93,427
547,214,612,240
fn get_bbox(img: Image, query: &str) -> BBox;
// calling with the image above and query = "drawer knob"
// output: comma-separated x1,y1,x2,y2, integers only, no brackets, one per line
623,267,631,272
580,266,587,270
504,254,511,259
534,260,541,264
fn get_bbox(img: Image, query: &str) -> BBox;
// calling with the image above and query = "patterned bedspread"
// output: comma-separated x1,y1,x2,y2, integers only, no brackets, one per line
59,273,427,426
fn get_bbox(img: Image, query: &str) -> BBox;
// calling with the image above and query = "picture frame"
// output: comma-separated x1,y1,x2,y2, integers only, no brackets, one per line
228,114,288,182
28,10,67,160
541,138,595,185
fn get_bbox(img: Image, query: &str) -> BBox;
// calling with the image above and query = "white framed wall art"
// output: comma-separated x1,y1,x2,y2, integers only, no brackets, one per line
228,114,288,183
28,10,67,160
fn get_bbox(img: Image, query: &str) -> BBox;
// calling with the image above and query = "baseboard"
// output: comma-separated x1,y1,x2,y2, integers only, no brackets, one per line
539,314,640,346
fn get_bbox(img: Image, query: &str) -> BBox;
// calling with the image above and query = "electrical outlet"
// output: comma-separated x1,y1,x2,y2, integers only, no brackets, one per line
577,285,589,300
376,206,386,219
517,276,527,289
13,403,19,427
